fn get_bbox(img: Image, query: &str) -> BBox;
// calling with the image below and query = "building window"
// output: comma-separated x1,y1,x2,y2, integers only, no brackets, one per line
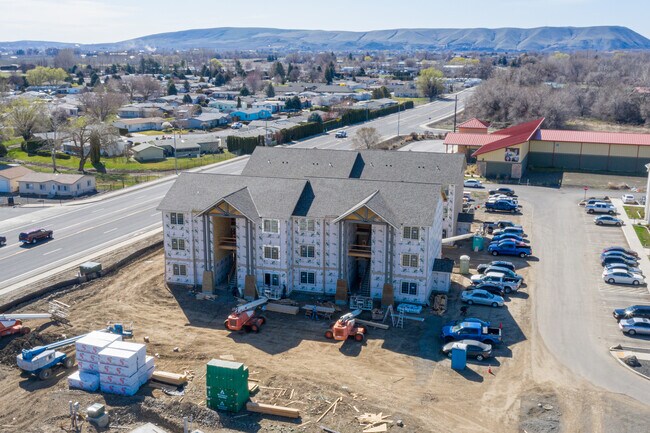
401,254,419,268
263,245,280,260
170,212,184,225
300,272,315,285
264,273,279,286
171,238,185,250
263,219,279,233
172,264,187,276
403,226,419,240
25,183,33,190
300,245,315,258
298,218,315,232
39,184,45,191
401,281,417,296
87,180,91,186
77,184,80,190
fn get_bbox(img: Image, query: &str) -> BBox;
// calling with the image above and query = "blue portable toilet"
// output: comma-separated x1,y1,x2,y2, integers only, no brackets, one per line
451,342,468,370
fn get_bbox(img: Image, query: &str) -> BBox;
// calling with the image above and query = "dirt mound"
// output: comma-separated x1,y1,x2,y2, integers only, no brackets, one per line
519,391,561,433
0,332,60,365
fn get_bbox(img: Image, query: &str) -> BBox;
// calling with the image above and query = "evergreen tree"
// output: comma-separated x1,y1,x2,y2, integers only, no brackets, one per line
324,62,336,85
90,72,100,87
240,85,250,96
182,94,192,104
183,80,190,92
266,82,275,98
167,80,177,95
237,97,242,108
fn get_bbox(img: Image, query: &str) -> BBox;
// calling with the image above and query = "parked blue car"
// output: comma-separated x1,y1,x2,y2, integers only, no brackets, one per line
487,240,532,258
491,233,526,244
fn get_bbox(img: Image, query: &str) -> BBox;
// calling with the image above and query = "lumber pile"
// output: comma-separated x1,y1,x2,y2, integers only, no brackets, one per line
246,402,300,419
432,294,447,316
356,412,393,432
355,319,389,330
266,303,300,315
151,371,188,386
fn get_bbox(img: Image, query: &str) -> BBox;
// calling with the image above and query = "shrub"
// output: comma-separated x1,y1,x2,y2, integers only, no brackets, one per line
34,149,71,159
0,143,7,157
22,138,46,153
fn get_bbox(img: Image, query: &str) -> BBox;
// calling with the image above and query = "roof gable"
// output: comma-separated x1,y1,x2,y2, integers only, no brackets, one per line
472,118,545,157
458,118,490,129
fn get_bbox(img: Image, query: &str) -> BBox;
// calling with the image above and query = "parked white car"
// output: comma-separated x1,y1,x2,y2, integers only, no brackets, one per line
231,122,243,129
464,179,483,188
460,289,504,307
621,194,636,204
602,268,645,285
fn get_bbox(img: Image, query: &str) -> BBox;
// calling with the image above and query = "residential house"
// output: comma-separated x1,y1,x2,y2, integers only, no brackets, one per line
131,143,166,162
251,100,283,114
117,104,165,119
209,99,246,111
230,108,272,122
18,173,96,197
187,113,230,130
353,98,398,110
0,165,34,193
113,117,165,133
155,139,201,158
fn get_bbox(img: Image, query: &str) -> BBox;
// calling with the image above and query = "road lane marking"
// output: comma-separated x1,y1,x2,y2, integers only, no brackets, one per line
150,212,160,217
43,248,62,256
104,228,118,234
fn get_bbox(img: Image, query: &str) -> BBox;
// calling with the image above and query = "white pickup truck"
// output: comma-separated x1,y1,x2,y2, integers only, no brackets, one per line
585,202,616,215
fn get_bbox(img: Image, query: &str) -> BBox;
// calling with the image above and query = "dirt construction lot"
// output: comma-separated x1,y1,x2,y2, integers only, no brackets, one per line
1,202,649,432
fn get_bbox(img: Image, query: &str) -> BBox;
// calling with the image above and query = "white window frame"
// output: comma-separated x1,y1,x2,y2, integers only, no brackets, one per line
401,281,417,296
298,218,315,232
263,219,280,234
264,273,280,286
170,212,184,225
171,238,185,250
403,226,420,240
300,271,315,285
263,245,280,260
401,253,419,268
172,264,187,276
299,244,315,258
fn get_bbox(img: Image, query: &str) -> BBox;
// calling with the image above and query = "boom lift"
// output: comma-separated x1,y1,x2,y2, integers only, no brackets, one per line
17,334,88,380
325,310,367,342
0,313,52,337
224,297,268,332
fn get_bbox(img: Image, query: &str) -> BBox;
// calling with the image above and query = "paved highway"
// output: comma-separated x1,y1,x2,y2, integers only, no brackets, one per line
0,90,470,295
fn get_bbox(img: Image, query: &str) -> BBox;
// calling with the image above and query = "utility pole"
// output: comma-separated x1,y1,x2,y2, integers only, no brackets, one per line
453,94,458,133
173,130,178,175
397,104,401,137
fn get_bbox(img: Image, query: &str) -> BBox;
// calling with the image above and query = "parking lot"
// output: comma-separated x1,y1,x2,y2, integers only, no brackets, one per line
580,204,650,348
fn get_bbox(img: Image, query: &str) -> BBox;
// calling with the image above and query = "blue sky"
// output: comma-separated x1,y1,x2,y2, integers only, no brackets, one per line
0,0,648,43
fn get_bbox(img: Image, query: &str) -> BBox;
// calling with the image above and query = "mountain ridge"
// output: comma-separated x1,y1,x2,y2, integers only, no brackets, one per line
2,26,649,52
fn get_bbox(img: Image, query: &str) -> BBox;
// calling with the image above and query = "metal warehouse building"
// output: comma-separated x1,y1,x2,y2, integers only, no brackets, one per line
444,117,650,178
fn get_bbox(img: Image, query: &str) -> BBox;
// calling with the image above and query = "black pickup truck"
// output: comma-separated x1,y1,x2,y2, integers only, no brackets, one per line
0,235,6,247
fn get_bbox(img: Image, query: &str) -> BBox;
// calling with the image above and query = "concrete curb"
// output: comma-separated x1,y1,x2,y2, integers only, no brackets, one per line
609,346,650,381
611,198,650,293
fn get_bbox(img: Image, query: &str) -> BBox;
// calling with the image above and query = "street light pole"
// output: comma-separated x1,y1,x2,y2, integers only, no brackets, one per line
397,104,400,137
173,130,178,175
453,94,458,133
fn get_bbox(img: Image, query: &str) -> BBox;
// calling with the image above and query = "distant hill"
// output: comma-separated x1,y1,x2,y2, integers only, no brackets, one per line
3,26,650,52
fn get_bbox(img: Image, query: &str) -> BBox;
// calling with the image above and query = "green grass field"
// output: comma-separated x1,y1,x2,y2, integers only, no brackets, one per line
633,225,650,248
393,97,429,106
624,206,645,220
7,148,234,172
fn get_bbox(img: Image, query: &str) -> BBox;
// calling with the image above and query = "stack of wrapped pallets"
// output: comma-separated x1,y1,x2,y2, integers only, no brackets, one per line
68,331,154,395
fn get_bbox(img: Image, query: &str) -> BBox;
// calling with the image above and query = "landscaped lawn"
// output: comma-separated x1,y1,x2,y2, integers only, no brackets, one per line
624,206,645,220
393,97,429,106
7,148,234,172
134,129,191,136
633,225,650,248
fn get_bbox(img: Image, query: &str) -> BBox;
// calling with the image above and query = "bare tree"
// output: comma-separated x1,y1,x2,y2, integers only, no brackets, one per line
352,127,382,149
133,76,161,101
6,98,46,140
80,86,126,121
66,116,95,172
244,69,263,93
119,77,138,102
53,49,76,71
44,108,70,173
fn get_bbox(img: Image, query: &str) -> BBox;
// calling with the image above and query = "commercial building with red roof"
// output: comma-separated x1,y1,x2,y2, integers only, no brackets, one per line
444,118,650,178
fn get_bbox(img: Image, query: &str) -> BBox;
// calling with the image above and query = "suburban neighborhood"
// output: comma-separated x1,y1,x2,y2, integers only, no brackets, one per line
1,2,650,433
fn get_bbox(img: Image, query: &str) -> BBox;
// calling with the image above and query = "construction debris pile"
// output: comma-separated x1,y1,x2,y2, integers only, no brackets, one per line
68,331,155,395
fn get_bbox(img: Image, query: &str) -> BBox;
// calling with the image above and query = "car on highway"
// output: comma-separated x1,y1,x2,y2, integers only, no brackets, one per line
441,339,493,361
464,179,483,188
488,187,516,197
0,235,6,247
594,215,623,226
602,246,639,258
335,130,347,138
19,228,53,244
601,255,639,268
612,305,650,321
618,317,650,336
621,194,636,204
477,261,515,274
488,240,531,258
585,202,616,214
602,268,645,286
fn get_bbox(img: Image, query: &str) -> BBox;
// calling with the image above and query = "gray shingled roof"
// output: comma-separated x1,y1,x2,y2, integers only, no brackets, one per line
158,172,440,226
242,147,465,186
